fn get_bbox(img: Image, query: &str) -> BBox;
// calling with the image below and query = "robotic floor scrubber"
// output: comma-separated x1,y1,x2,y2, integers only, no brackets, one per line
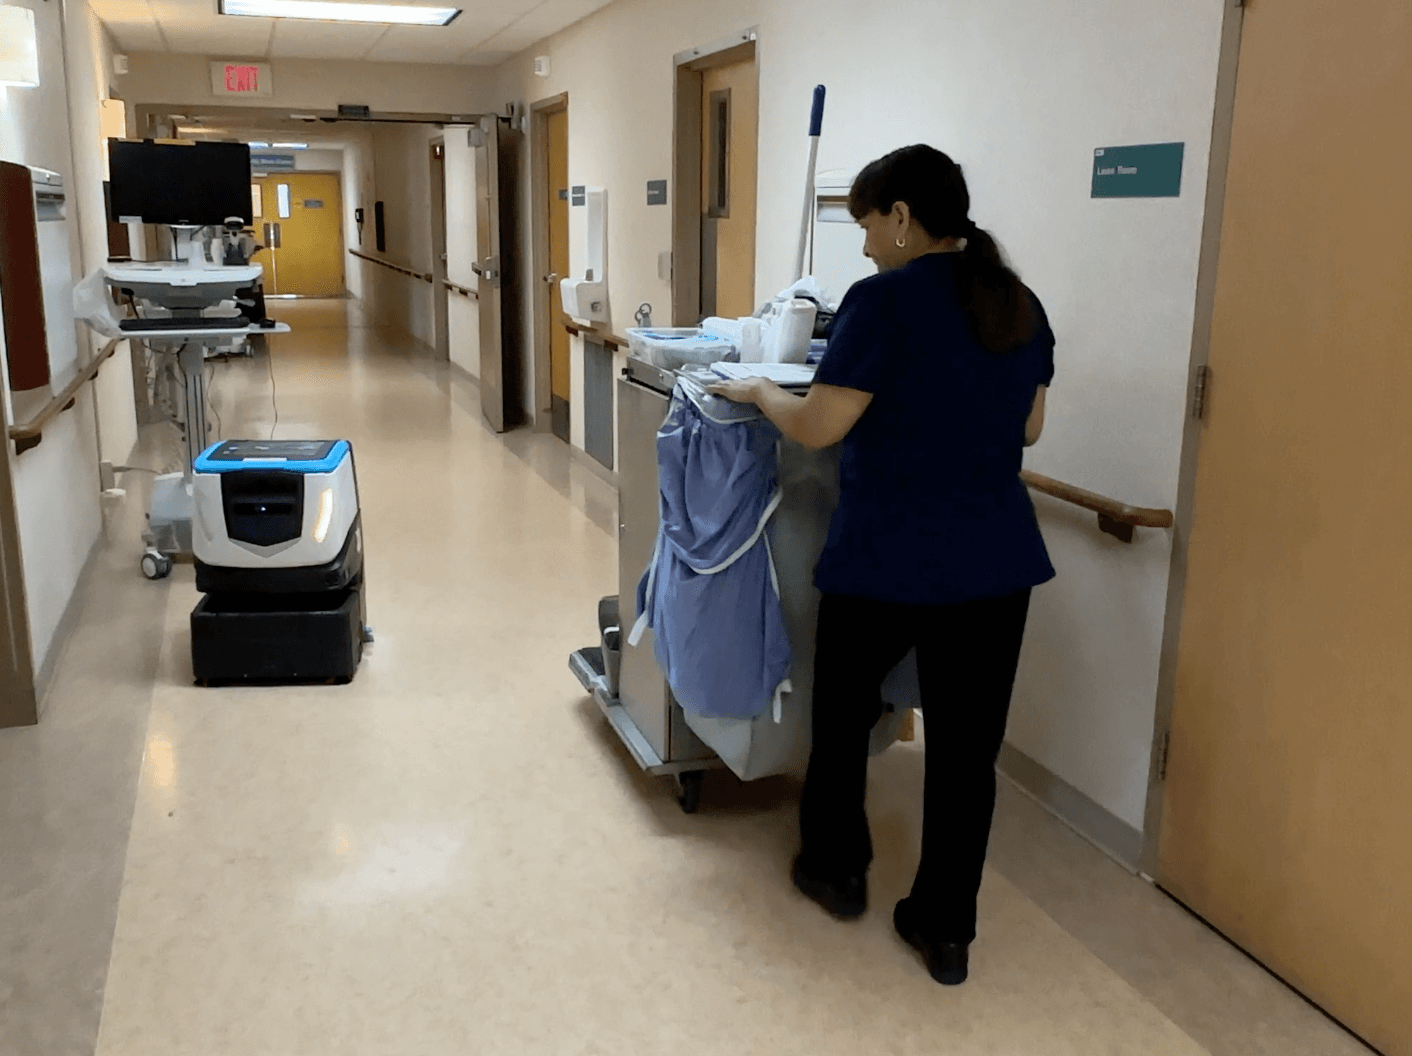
189,440,370,685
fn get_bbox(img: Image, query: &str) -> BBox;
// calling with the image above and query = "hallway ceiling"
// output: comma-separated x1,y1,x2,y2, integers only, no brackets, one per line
91,0,614,65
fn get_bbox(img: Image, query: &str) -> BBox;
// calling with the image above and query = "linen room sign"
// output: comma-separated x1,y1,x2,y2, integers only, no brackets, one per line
1092,143,1184,198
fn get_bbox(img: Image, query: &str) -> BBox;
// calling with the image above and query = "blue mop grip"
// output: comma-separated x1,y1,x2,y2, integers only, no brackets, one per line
809,85,826,138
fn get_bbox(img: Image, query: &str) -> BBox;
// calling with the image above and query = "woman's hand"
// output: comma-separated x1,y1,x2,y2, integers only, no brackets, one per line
707,377,769,405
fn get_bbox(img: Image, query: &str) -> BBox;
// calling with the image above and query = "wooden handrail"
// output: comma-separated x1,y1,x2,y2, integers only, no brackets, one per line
1021,469,1173,543
8,339,121,455
349,249,433,284
445,280,477,300
563,319,630,350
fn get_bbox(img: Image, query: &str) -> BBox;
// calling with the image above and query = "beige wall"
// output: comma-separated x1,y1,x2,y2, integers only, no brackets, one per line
492,0,1229,838
118,52,494,116
0,0,106,688
344,123,479,368
64,0,139,469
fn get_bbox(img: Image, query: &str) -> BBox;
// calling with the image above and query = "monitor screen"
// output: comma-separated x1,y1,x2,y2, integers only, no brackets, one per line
108,140,253,227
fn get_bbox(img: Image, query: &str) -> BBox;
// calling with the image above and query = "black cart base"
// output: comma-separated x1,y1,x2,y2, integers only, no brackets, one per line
191,583,365,685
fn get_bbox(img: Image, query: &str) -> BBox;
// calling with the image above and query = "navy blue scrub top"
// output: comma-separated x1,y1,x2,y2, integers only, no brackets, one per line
812,252,1056,606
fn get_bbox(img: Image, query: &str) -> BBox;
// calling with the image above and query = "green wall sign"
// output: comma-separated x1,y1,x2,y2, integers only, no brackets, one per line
1092,142,1185,198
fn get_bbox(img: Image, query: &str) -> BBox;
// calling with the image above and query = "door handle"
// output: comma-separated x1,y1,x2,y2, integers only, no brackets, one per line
272,223,283,249
263,222,273,246
544,273,560,284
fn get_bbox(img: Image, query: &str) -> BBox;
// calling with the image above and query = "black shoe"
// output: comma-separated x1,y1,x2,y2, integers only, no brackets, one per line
894,898,969,985
792,855,867,921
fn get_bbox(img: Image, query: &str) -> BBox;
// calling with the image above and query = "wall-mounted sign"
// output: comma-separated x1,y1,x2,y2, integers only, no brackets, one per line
1092,142,1185,198
646,179,668,206
304,199,324,209
251,152,296,171
211,61,273,98
571,184,586,206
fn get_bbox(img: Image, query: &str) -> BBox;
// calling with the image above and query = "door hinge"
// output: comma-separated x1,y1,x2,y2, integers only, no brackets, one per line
1157,730,1172,781
1191,364,1212,420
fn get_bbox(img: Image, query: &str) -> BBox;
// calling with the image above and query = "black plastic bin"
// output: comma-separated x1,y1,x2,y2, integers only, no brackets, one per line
191,584,364,685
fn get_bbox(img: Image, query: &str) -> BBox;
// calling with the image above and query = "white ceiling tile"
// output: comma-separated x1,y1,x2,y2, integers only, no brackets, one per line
363,22,484,64
99,20,171,51
475,0,613,54
268,20,387,59
95,0,618,66
89,0,157,24
160,20,274,55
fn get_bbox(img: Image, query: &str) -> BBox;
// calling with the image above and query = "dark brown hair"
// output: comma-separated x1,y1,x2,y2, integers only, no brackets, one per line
849,144,1036,353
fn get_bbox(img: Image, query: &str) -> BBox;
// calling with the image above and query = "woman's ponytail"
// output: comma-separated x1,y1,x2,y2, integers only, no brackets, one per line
954,223,1036,354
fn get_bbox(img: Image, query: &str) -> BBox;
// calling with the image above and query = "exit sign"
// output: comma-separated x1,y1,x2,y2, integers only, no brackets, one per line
211,61,273,97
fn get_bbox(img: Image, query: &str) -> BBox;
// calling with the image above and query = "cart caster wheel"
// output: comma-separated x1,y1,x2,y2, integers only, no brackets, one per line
140,551,172,580
676,771,704,815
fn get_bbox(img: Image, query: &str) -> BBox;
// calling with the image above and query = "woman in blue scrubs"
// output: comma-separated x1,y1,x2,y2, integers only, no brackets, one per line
710,145,1054,986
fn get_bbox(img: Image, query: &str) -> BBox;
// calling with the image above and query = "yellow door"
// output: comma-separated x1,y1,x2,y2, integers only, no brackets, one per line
254,173,345,297
700,56,758,319
251,177,276,292
546,107,571,443
1160,3,1412,1053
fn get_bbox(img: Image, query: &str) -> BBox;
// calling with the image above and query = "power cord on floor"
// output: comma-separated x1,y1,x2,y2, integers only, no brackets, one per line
267,346,279,440
206,361,223,442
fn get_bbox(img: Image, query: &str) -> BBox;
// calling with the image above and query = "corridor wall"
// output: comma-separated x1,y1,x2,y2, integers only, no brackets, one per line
0,0,106,695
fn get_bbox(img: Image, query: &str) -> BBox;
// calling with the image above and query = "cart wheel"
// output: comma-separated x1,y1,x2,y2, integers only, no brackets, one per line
140,551,172,580
676,771,704,814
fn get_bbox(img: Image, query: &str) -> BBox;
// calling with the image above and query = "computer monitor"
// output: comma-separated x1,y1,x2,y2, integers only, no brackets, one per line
108,140,253,227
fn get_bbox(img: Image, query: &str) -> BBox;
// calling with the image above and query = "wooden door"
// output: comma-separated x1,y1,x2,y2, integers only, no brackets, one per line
253,173,344,297
700,56,758,319
252,176,278,293
473,115,520,433
1160,3,1412,1053
430,142,450,360
546,107,570,443
273,173,344,297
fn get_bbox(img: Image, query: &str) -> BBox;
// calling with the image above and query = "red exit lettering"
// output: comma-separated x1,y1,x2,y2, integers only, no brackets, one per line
224,65,260,93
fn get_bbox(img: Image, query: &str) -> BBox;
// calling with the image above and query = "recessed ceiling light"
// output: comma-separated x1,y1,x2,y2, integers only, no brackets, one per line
272,142,308,149
219,0,461,26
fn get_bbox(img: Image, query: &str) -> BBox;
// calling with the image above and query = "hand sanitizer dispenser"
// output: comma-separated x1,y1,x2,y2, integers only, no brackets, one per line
560,188,609,324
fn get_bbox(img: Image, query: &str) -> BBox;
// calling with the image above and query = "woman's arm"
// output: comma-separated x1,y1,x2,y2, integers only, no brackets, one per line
709,379,873,450
1025,385,1047,447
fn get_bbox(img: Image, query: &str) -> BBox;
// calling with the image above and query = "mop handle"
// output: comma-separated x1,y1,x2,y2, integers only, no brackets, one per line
794,85,826,283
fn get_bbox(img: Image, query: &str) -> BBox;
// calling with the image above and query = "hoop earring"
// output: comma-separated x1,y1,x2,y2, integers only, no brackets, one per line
895,237,907,249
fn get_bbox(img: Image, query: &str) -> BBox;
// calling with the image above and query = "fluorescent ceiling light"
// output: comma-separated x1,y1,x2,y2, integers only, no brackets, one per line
272,142,308,149
219,0,461,26
248,141,270,148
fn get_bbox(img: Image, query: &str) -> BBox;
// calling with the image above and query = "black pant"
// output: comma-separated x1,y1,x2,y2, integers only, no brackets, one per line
799,588,1032,944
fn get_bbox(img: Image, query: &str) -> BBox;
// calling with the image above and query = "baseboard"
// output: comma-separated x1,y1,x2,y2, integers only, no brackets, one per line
34,533,104,712
571,444,619,489
996,741,1144,872
447,359,480,391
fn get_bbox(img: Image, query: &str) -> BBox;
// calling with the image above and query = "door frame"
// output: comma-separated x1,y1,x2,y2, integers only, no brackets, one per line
1138,0,1247,878
671,29,758,327
429,138,450,359
530,92,569,430
0,375,37,728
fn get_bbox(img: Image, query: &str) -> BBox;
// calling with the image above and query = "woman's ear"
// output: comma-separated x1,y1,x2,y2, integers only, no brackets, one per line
891,200,913,235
